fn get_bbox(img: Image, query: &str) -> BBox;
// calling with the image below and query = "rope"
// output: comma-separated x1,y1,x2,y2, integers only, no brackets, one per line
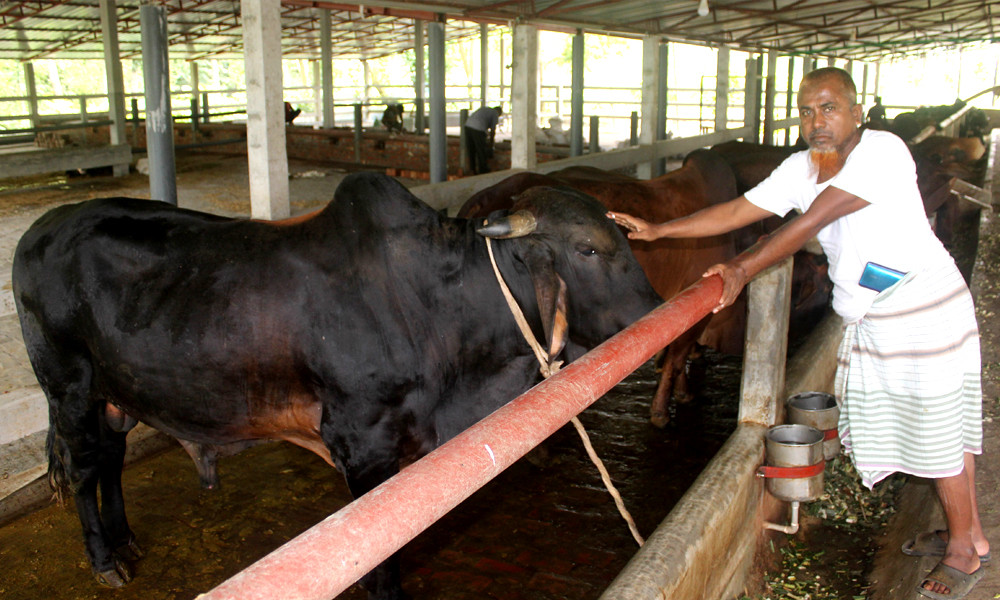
485,238,644,546
485,237,561,378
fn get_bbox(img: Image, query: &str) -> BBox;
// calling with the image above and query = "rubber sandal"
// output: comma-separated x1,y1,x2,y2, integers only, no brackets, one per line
902,530,992,562
918,562,985,599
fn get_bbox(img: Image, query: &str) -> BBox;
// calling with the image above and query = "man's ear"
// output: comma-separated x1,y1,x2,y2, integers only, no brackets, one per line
852,103,864,125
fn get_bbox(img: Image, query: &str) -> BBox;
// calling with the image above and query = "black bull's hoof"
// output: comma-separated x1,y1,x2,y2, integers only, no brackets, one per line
116,536,145,561
94,555,134,588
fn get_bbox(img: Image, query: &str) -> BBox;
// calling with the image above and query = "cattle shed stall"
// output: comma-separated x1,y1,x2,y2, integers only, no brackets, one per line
0,131,995,599
2,1,1000,599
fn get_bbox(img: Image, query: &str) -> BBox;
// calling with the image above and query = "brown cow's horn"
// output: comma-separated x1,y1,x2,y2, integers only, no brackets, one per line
476,210,537,239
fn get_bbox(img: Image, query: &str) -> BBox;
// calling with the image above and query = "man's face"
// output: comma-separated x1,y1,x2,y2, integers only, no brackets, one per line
797,75,863,156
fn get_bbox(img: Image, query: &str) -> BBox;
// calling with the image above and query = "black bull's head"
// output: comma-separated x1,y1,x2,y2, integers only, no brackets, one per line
475,185,663,363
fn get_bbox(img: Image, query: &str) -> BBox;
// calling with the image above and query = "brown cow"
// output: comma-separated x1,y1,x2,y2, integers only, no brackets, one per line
460,149,742,427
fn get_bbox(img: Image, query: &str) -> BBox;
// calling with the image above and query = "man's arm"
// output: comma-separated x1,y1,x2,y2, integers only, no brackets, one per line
705,185,870,312
608,196,773,241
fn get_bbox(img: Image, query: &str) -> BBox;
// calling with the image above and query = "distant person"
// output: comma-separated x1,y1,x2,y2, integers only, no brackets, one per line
464,105,502,175
382,103,405,134
866,96,888,130
284,102,301,124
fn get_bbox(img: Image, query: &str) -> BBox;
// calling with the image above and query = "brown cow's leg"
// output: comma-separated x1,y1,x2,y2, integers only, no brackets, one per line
650,349,678,428
650,329,704,427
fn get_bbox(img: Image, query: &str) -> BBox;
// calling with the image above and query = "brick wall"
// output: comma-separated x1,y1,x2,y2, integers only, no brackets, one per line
51,122,565,180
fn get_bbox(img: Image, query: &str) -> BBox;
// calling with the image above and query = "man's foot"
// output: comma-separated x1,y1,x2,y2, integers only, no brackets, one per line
902,530,991,562
918,561,985,599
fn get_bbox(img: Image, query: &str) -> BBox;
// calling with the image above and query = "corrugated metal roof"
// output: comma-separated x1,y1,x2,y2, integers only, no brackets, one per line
0,0,996,62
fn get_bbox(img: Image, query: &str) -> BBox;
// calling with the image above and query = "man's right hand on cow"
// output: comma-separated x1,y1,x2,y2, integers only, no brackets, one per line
607,211,658,241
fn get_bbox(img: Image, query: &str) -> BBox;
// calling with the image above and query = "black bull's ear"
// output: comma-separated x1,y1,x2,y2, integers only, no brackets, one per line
522,246,569,362
477,211,568,362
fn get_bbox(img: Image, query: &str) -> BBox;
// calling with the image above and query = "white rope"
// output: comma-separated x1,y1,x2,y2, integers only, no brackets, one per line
485,237,644,546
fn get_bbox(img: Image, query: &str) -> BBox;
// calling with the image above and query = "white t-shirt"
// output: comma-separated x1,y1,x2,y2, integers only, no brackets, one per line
744,129,953,322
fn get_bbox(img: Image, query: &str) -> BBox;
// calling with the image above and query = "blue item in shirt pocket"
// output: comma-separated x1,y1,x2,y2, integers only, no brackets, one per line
858,261,906,292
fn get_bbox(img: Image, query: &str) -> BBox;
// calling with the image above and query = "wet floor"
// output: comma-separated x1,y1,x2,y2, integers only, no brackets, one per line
0,355,742,600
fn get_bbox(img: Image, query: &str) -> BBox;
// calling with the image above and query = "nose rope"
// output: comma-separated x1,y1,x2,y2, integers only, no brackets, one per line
485,237,644,546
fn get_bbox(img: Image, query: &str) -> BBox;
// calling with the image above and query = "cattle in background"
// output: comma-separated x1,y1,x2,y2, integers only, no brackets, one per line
460,150,747,427
910,135,989,277
13,173,661,599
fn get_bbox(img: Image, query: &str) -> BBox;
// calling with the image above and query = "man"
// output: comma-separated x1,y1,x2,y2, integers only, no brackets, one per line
382,103,405,134
866,95,889,130
609,68,988,600
464,105,503,174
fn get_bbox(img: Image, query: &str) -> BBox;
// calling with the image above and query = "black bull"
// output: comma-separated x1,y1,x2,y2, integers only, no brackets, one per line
12,172,661,599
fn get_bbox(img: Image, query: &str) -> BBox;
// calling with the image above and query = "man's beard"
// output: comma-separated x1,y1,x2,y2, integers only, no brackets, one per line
809,148,846,177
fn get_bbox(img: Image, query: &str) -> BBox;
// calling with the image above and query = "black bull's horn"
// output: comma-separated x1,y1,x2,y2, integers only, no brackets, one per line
476,210,537,239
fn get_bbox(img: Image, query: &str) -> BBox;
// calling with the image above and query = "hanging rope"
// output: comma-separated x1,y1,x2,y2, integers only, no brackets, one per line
485,238,644,546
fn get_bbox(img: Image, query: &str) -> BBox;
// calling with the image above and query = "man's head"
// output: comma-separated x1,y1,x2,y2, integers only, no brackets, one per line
797,67,864,174
494,106,503,116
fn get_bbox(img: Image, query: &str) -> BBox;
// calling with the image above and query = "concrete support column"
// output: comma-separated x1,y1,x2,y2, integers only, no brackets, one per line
320,10,334,127
656,42,668,174
569,29,584,157
511,23,538,169
311,61,321,122
637,35,663,180
459,108,469,173
140,4,177,204
362,60,371,104
414,20,425,134
860,63,869,106
23,63,38,131
99,0,129,176
353,104,363,163
714,46,729,133
428,17,447,183
241,0,289,220
190,62,200,119
785,57,796,145
744,56,761,143
480,23,489,106
499,34,506,100
762,51,777,144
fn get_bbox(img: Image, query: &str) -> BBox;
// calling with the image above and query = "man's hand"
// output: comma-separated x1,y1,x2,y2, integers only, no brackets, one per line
703,262,749,314
607,211,658,241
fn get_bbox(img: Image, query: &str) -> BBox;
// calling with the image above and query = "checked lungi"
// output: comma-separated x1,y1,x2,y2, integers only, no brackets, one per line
835,260,983,489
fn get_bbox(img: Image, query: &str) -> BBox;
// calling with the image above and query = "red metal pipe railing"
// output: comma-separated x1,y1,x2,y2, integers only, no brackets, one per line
200,276,722,600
